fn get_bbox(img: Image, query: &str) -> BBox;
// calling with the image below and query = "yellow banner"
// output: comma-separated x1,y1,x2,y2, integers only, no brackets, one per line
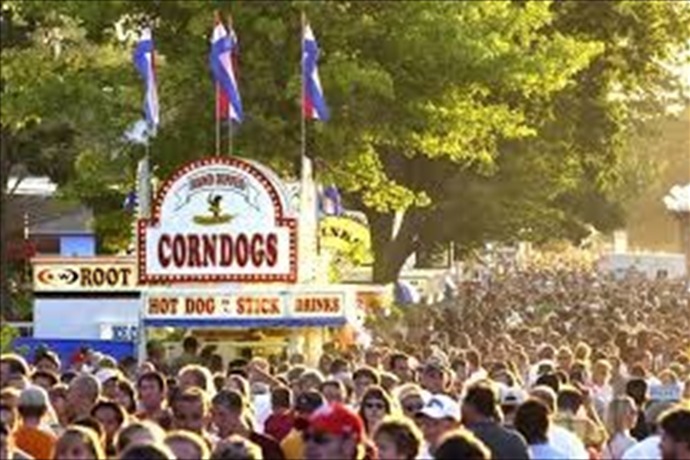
319,216,373,264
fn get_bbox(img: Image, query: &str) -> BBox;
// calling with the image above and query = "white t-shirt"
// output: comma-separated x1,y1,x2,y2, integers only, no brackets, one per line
621,435,661,460
252,392,272,434
548,425,589,460
602,432,637,460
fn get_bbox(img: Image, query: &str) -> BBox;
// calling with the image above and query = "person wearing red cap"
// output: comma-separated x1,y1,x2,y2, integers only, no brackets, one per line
305,403,367,460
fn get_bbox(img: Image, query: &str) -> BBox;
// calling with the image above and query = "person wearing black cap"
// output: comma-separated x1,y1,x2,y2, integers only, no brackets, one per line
461,382,530,460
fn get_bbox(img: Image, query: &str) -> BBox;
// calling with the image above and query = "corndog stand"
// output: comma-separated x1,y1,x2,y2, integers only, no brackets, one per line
27,156,384,365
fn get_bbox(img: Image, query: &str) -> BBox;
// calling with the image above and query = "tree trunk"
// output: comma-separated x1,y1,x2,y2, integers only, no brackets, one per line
365,207,425,284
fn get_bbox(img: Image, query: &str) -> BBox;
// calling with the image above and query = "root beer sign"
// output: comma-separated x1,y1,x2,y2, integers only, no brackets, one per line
138,157,298,284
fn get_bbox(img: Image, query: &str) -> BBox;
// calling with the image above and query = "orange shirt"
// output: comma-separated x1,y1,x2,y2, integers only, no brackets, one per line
14,425,57,460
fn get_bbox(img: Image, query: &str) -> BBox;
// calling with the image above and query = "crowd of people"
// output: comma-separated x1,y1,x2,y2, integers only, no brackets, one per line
1,266,689,459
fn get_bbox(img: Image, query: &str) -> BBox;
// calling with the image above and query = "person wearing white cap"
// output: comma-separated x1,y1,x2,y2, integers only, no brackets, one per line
95,368,122,400
415,394,460,459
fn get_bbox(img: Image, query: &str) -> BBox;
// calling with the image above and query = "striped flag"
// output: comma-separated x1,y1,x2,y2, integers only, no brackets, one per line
210,17,243,122
133,27,160,131
302,19,329,121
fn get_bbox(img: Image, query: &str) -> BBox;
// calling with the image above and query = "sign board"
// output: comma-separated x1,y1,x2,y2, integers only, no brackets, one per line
319,216,373,265
143,291,345,322
138,157,298,284
32,258,138,292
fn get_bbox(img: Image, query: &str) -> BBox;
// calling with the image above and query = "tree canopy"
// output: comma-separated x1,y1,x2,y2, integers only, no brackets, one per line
2,0,689,288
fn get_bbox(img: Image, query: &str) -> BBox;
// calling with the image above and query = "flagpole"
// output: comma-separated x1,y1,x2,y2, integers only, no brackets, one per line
215,84,221,155
300,12,307,166
228,13,234,157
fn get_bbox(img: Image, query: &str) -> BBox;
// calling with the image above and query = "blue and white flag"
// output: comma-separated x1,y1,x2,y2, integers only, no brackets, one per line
302,20,329,121
210,19,243,122
133,27,160,130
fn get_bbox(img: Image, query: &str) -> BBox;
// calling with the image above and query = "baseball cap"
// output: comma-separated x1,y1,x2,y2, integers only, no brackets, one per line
18,385,49,408
308,403,365,442
95,368,121,385
416,394,460,421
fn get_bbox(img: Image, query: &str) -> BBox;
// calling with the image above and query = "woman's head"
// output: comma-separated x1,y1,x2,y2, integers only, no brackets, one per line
55,426,105,460
374,416,423,460
605,396,637,436
114,380,136,415
359,386,394,433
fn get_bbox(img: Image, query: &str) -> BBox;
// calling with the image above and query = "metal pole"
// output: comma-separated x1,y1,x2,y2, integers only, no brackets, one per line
228,14,234,157
215,84,221,156
301,12,307,164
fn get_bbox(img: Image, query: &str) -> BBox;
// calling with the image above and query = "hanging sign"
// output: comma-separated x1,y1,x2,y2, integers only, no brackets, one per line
33,258,138,292
138,157,298,284
143,292,345,321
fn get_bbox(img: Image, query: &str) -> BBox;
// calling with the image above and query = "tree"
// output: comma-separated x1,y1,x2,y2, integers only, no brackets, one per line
362,1,690,280
1,1,138,312
4,1,687,289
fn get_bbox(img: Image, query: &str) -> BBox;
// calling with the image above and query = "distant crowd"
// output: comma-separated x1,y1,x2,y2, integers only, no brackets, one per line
1,265,689,459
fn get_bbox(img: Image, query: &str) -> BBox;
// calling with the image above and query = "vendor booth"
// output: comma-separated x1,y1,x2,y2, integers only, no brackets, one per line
28,155,385,367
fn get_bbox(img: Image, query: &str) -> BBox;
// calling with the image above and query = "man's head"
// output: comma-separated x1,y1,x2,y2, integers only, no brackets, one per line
461,382,500,424
626,378,648,407
211,389,245,437
34,350,61,374
182,336,200,355
295,390,326,419
137,371,167,411
433,429,490,460
557,385,584,414
91,399,127,442
299,369,325,394
416,394,460,449
271,386,293,412
353,367,380,398
67,374,101,422
528,385,558,415
514,399,551,445
659,406,690,460
374,416,423,460
178,364,212,394
115,420,167,455
420,362,450,394
172,387,210,435
31,370,59,391
389,353,413,383
0,354,29,389
17,385,50,423
165,430,210,460
305,403,365,460
320,380,346,404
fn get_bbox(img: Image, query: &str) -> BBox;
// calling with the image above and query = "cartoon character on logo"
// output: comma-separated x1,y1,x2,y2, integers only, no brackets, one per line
193,193,234,225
